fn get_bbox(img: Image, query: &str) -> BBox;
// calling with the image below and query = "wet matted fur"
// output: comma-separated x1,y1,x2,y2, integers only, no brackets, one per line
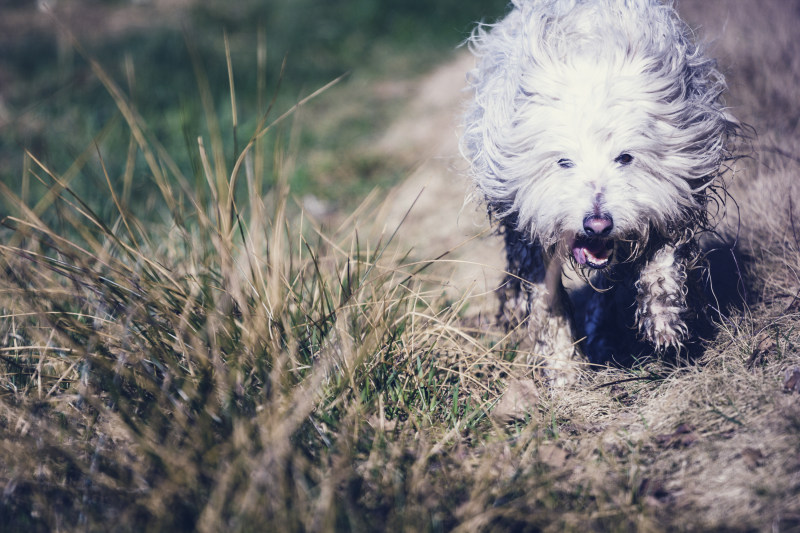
461,0,741,383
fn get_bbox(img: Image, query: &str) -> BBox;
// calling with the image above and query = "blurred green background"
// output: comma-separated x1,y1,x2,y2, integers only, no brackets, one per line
0,0,507,222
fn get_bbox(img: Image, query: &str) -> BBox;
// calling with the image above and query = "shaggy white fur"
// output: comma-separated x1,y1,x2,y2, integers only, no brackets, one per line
461,0,739,384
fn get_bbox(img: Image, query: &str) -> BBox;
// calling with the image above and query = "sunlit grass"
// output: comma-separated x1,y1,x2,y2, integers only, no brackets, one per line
0,45,518,530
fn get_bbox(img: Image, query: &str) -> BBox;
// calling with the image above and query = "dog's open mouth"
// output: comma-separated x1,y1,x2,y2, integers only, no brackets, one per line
571,237,614,269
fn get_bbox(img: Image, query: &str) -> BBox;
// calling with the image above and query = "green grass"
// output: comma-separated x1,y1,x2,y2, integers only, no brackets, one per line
0,51,513,529
0,0,507,214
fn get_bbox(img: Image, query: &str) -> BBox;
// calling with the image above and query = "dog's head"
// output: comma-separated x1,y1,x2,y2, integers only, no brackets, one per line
462,0,739,268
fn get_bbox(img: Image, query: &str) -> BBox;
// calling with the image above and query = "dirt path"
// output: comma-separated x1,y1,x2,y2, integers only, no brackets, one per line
374,52,505,315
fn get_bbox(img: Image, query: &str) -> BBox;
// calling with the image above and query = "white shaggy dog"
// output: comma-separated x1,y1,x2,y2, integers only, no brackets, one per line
461,0,739,383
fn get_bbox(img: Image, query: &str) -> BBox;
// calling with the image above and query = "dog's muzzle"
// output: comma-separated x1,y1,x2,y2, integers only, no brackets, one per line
572,215,614,269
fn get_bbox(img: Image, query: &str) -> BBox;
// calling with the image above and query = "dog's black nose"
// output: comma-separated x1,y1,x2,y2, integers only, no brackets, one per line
583,215,613,237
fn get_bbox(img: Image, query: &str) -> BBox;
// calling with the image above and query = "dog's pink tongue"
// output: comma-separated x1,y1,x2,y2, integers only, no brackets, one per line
572,246,587,265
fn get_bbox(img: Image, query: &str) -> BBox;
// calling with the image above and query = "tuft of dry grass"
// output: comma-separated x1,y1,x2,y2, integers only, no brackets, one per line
0,39,518,530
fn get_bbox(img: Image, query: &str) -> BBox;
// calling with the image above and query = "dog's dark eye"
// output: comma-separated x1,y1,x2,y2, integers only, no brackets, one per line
557,158,574,169
615,153,634,165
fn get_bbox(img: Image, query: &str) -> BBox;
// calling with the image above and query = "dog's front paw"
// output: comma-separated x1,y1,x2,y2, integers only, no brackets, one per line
638,306,688,351
636,245,690,352
532,318,581,387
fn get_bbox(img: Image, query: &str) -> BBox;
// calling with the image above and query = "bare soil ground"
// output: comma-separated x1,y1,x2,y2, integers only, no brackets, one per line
374,51,504,318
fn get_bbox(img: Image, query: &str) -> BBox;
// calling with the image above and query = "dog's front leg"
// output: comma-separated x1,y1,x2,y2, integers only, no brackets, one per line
635,244,690,351
498,233,580,385
499,276,579,385
528,274,580,386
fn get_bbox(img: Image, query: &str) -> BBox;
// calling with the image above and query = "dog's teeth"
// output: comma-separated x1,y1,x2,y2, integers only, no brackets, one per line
585,249,610,267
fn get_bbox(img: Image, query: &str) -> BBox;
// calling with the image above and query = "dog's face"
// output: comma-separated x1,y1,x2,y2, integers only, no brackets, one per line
462,0,734,268
509,59,701,269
